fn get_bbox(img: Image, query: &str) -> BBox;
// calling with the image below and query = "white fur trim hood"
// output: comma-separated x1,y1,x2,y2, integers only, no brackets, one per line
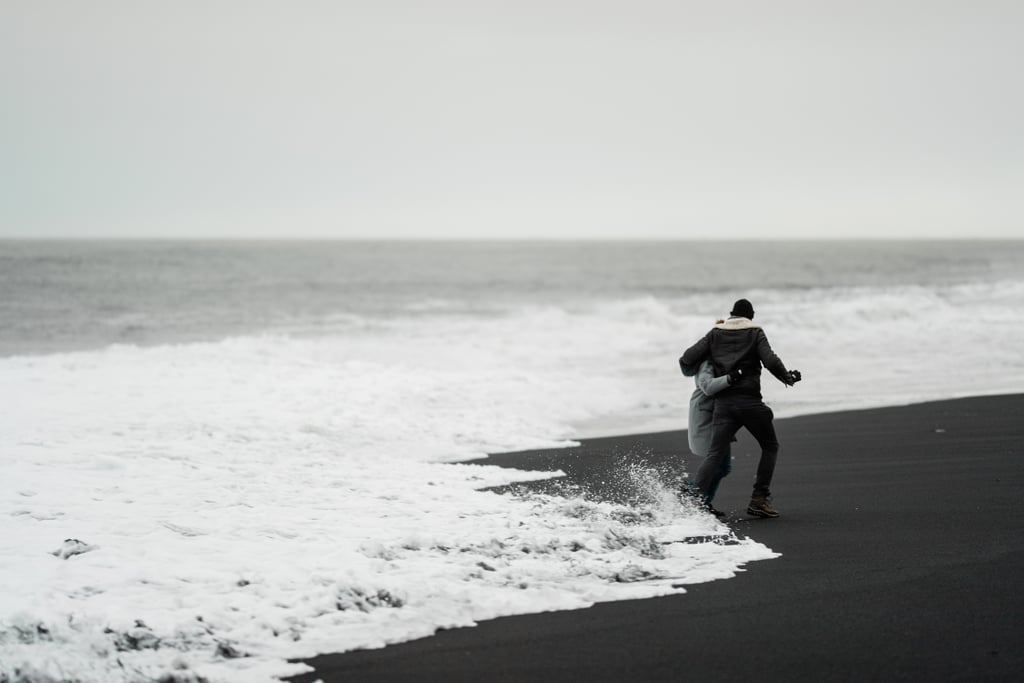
714,317,761,330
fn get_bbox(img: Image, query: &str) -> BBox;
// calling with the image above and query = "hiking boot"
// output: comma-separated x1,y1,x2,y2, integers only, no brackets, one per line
680,487,722,516
680,487,725,517
705,504,726,518
679,484,702,504
747,496,780,518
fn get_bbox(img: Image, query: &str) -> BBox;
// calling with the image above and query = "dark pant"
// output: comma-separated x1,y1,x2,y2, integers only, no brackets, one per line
695,395,779,501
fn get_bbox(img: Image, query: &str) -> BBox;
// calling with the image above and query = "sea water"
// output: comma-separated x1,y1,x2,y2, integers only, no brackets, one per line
2,240,1022,681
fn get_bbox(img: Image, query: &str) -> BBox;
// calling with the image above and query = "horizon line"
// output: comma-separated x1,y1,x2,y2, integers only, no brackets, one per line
2,236,1021,243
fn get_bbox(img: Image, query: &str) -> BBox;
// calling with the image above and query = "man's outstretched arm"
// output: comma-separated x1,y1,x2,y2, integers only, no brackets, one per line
679,333,711,376
756,330,796,385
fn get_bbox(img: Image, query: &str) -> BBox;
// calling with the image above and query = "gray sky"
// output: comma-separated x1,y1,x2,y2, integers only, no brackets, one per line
2,1,1022,239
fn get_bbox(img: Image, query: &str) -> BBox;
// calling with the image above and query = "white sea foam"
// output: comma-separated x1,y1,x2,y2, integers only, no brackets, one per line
2,278,1022,681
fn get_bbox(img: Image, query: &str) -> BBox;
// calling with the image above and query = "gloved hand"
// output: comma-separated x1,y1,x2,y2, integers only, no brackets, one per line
728,367,744,384
786,369,802,385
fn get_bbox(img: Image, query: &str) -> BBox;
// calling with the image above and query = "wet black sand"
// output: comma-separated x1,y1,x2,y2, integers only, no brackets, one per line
290,394,1024,682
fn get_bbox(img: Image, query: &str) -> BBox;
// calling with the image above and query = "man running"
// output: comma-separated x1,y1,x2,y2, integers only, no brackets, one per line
679,298,801,518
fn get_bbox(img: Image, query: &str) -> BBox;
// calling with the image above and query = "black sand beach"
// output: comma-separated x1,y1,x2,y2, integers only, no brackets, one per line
291,394,1024,682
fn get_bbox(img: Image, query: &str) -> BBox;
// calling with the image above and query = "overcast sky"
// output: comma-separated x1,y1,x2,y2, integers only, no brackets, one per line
2,1,1021,239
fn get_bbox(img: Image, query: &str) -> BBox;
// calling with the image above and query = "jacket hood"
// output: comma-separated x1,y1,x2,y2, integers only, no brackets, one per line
714,317,761,331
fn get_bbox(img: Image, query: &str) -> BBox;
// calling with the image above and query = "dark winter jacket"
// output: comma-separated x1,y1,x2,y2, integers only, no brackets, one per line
679,317,792,398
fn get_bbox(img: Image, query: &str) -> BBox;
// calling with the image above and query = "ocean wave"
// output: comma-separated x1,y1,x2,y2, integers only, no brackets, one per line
2,276,1022,680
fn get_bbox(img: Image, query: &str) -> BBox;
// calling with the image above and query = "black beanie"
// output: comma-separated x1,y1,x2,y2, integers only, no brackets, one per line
730,298,755,319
